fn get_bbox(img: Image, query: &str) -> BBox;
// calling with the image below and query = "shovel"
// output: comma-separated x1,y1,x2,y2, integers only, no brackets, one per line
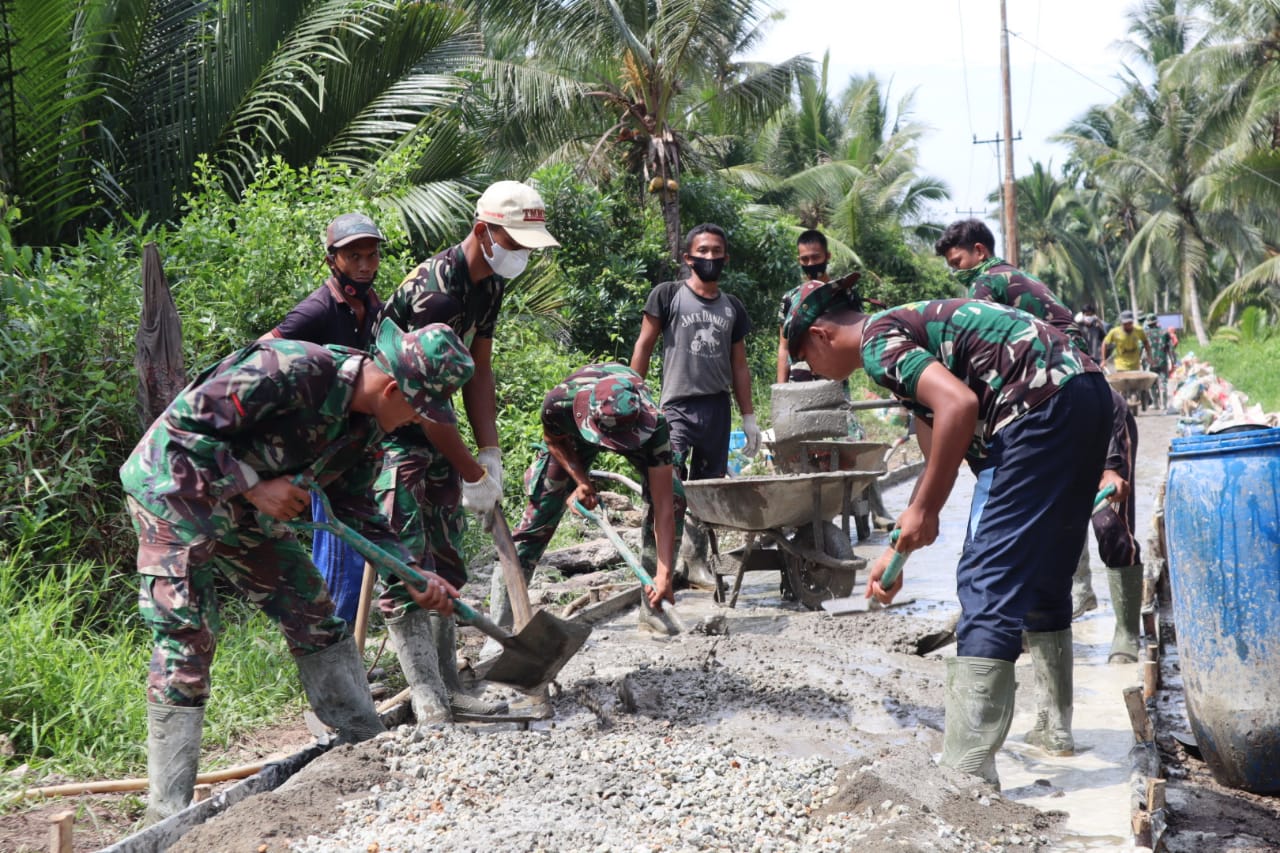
821,529,911,615
291,490,590,691
572,499,687,635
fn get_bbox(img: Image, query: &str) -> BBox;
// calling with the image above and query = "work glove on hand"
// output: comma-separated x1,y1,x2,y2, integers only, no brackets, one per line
741,413,761,458
477,447,503,489
460,470,502,526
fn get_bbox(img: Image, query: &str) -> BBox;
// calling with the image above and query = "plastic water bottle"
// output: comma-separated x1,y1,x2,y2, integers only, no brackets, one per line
727,430,748,476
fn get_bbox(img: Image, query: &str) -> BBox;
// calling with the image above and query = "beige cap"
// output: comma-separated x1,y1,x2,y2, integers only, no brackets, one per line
475,181,560,249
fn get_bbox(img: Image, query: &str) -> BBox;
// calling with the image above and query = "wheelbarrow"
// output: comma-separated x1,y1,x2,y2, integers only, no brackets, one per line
681,470,880,610
1106,370,1157,416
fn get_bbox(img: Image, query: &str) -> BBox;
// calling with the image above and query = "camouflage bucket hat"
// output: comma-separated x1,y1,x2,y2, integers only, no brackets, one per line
372,319,474,425
782,277,862,359
325,212,386,250
572,374,660,451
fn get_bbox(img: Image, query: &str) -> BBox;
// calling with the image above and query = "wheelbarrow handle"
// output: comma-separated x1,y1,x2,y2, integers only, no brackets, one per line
880,528,909,589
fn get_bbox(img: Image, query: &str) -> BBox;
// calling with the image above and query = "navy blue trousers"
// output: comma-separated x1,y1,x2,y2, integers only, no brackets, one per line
955,373,1114,661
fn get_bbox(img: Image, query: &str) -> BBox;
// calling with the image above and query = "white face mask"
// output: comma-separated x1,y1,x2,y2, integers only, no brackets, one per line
482,226,530,278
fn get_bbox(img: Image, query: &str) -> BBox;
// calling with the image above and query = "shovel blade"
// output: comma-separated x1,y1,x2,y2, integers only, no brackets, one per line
472,610,592,690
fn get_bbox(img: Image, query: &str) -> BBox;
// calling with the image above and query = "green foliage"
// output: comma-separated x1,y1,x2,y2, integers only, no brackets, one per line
1200,333,1280,412
0,222,141,571
0,548,307,782
1210,306,1273,345
160,156,418,360
534,166,667,360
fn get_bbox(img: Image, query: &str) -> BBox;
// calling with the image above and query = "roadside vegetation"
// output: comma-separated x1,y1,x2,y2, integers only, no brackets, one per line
2,0,1279,808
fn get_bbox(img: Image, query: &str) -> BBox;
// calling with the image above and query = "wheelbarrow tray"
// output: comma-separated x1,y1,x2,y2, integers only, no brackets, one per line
683,471,882,531
1106,370,1157,395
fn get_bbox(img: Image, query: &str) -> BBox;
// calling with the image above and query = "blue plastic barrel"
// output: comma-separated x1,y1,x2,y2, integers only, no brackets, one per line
1165,426,1280,793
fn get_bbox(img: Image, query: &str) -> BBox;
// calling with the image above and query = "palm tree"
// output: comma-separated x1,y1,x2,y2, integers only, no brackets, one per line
477,0,808,261
0,0,485,247
766,74,949,271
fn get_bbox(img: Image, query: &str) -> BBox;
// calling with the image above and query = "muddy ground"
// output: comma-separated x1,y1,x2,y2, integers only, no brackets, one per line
6,410,1280,852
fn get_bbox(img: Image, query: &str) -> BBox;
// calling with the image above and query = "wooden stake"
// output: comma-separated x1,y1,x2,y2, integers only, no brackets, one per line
1143,659,1159,700
47,810,72,853
193,782,213,802
1146,777,1166,812
1124,685,1153,742
1142,608,1156,641
1132,810,1152,848
19,761,269,800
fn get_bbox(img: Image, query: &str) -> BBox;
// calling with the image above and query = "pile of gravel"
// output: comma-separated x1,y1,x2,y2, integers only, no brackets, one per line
291,724,865,853
289,722,1055,853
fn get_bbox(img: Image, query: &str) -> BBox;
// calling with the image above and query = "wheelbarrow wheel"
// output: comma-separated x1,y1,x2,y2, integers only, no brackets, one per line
785,522,858,610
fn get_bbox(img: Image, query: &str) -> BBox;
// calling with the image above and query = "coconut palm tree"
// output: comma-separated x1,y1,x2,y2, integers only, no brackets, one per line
476,0,808,261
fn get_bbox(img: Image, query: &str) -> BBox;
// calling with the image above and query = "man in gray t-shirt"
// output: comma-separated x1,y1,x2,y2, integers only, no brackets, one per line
631,223,757,480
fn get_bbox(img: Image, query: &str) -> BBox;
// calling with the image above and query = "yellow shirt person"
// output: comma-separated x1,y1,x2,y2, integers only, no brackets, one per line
1102,311,1151,371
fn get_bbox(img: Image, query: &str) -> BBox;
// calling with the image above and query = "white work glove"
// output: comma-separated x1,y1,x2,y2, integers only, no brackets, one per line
741,413,761,458
477,446,503,489
460,469,502,520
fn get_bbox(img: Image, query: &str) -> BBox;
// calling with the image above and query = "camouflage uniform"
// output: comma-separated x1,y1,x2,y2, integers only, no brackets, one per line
962,261,1140,571
119,339,454,706
1147,323,1175,375
959,257,1090,353
513,364,686,576
376,245,504,587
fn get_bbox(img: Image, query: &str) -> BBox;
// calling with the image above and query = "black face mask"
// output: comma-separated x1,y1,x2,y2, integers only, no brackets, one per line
333,268,375,300
801,261,828,280
688,256,725,282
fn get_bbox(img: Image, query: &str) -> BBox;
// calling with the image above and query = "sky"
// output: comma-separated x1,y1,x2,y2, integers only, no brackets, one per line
747,0,1138,243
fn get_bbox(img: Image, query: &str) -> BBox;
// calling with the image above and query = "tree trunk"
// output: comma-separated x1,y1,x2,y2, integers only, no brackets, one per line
1183,248,1208,346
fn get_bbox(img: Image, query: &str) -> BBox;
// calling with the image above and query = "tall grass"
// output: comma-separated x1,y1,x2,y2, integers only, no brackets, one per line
1200,336,1280,412
0,545,307,788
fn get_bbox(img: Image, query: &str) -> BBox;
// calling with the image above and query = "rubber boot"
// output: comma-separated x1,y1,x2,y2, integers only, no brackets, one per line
428,612,508,717
1024,628,1075,756
385,609,452,725
1071,546,1097,618
144,703,204,826
295,636,386,743
939,657,1016,788
1108,565,1143,664
675,517,717,591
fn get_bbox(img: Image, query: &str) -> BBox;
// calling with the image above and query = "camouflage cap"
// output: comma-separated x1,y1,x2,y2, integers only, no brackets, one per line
572,374,660,452
1144,313,1159,325
325,212,386,251
782,277,863,359
372,319,474,425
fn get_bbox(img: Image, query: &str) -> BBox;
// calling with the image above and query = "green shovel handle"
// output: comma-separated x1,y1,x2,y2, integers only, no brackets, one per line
880,528,909,589
572,499,655,588
1093,484,1117,511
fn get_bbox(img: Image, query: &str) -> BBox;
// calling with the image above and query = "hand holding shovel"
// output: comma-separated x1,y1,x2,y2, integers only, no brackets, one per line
866,529,909,605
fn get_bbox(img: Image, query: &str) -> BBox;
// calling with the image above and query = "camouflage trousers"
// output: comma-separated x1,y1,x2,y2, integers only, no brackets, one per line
512,447,687,576
375,445,468,593
126,497,347,707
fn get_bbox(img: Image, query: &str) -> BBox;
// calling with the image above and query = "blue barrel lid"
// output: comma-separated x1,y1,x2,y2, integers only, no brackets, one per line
1169,425,1280,458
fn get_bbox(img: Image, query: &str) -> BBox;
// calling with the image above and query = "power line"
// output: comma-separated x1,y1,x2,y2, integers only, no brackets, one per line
1021,0,1044,131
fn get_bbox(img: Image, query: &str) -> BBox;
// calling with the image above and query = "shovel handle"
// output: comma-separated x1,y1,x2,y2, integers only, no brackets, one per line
880,529,909,589
572,500,654,588
1093,484,1117,511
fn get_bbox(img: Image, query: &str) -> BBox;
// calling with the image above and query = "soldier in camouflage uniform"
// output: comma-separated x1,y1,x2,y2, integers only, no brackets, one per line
1143,313,1176,408
119,318,471,824
485,364,687,646
938,219,1145,695
783,282,1113,788
376,181,559,719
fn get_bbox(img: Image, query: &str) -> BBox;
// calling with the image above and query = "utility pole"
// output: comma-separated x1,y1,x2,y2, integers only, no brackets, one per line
999,0,1019,263
972,134,1019,245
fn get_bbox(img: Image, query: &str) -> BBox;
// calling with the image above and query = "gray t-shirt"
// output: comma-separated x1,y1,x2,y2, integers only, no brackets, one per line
642,280,751,405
